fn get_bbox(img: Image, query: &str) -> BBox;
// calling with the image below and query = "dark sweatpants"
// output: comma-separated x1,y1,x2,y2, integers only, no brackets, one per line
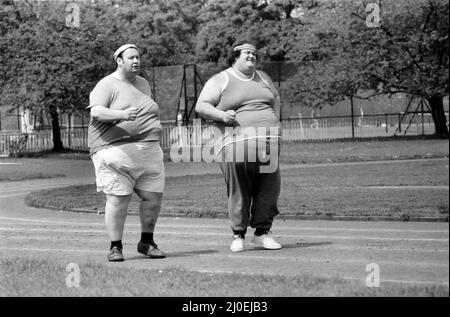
219,161,281,234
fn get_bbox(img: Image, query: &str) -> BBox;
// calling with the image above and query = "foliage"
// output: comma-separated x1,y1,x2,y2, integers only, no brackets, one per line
281,0,448,101
7,133,28,158
0,0,448,145
195,0,316,65
280,0,448,135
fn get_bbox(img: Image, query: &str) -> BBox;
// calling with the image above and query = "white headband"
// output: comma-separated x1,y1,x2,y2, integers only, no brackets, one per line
233,44,256,52
113,44,138,60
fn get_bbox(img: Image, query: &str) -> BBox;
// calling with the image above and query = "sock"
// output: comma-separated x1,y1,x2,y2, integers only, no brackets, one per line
233,230,246,239
110,240,122,250
141,232,155,245
254,228,270,236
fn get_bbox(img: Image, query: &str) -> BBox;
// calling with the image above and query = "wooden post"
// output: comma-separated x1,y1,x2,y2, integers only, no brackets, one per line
194,64,198,119
385,113,388,134
350,96,355,139
421,99,425,135
17,108,21,131
68,113,72,149
183,65,188,124
152,67,156,102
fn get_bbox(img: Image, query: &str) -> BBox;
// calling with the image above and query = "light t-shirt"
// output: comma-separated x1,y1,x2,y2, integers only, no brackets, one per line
87,74,162,155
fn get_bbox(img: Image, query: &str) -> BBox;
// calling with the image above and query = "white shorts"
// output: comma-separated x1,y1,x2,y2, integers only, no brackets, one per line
92,141,165,195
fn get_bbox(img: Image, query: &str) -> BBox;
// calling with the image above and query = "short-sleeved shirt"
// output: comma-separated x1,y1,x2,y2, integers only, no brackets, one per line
87,74,162,155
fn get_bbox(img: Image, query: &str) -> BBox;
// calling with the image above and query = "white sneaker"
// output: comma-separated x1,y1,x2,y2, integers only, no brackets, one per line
252,232,282,250
230,235,245,252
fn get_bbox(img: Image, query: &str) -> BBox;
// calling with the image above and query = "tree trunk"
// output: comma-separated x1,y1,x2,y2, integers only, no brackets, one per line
50,107,64,151
428,95,449,137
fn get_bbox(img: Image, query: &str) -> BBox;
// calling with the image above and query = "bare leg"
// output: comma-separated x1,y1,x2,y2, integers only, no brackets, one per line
134,189,165,258
134,189,162,233
105,194,131,241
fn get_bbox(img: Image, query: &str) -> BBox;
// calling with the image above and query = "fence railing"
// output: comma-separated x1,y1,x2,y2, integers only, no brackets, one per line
0,128,88,157
282,112,445,141
0,112,447,156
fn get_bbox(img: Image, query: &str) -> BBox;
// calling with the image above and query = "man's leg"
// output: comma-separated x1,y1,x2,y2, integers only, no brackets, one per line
134,189,165,258
105,194,131,240
250,167,282,250
135,189,162,232
105,194,131,261
250,167,281,232
220,161,256,252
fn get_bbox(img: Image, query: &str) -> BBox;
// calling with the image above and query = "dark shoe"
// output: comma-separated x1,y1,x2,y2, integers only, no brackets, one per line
107,246,124,262
137,241,166,259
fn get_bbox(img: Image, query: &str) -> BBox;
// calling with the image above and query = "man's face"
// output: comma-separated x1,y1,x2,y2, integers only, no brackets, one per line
236,49,257,71
118,48,140,73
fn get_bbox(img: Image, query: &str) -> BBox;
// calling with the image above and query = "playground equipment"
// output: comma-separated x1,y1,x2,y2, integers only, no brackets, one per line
175,64,204,125
394,96,431,136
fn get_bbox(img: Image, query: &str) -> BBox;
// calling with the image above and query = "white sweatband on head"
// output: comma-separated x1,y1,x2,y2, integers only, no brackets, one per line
113,44,138,60
233,44,256,52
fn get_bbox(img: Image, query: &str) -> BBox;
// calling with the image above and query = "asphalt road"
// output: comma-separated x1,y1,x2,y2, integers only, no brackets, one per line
0,160,448,289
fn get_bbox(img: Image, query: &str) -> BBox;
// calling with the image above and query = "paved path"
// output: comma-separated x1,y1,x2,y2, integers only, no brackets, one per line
0,159,448,290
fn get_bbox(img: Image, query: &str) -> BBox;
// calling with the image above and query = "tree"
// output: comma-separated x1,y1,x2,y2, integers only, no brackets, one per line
195,0,315,64
288,0,449,136
195,0,448,136
0,0,204,150
359,0,449,136
0,0,119,151
1,0,447,144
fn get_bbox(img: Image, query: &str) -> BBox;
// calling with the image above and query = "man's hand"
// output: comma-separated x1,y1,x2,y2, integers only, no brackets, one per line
222,110,236,124
123,107,138,121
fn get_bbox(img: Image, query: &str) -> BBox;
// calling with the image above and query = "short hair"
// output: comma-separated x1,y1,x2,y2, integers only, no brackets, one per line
226,42,257,67
116,52,124,60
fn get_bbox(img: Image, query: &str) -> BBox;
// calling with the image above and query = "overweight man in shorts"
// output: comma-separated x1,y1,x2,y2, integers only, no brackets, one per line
87,44,165,262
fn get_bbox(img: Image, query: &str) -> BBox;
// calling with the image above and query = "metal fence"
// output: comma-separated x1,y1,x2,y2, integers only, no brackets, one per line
0,128,88,157
282,112,443,141
0,111,447,157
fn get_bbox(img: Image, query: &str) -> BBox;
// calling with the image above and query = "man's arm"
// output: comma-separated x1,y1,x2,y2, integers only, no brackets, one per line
273,94,281,121
88,81,137,122
142,78,153,99
259,71,281,121
195,73,236,124
90,106,138,122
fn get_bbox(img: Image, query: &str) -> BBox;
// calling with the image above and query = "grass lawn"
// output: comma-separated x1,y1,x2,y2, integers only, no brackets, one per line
0,159,90,181
1,138,448,181
3,138,449,298
0,170,66,182
25,158,449,219
0,257,447,297
1,138,447,219
279,138,449,164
